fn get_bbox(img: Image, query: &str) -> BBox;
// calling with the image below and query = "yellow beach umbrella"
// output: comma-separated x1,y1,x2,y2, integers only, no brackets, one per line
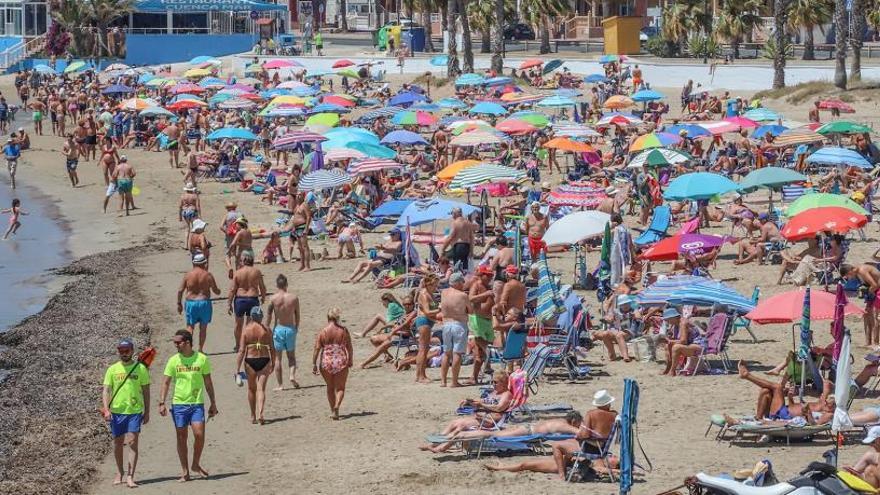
437,159,482,180
183,67,212,78
269,95,309,107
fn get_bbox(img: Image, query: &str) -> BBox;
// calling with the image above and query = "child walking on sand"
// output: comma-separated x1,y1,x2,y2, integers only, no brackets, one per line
3,198,26,239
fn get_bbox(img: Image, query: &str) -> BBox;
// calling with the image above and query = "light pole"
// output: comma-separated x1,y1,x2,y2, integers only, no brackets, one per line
702,0,709,64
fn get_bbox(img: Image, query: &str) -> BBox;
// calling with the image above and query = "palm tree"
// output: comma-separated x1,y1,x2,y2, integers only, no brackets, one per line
467,0,493,53
787,0,832,60
491,0,505,74
87,0,134,58
422,0,436,52
50,0,91,56
446,0,460,77
661,0,705,55
519,0,569,54
772,0,788,88
833,0,847,88
850,0,866,80
715,0,762,60
459,0,474,73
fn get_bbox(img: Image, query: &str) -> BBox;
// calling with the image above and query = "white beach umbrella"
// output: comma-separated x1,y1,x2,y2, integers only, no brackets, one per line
542,211,611,246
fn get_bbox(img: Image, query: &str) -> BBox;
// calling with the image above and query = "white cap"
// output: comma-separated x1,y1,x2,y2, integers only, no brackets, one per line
192,252,207,265
864,426,880,444
191,218,207,233
592,389,615,407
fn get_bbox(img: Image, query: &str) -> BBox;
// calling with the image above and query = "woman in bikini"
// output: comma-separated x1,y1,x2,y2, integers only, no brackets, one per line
179,183,201,247
236,307,275,425
99,135,119,186
415,274,442,384
313,307,353,420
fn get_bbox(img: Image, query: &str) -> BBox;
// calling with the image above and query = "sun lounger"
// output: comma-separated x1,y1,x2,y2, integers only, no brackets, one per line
634,205,671,246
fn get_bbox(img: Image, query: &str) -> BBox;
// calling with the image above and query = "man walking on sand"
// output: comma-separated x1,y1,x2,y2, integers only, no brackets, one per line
440,272,472,387
158,330,218,483
111,155,136,216
102,338,150,489
227,250,266,352
286,192,312,271
441,207,478,271
163,120,182,168
3,137,20,189
266,274,301,390
177,252,221,352
61,133,79,188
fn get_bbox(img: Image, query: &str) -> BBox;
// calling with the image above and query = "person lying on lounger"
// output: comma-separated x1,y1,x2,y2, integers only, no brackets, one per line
845,426,880,489
424,371,513,440
421,411,584,453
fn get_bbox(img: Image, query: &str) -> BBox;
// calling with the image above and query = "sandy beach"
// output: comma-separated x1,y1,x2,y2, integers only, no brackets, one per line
1,57,880,495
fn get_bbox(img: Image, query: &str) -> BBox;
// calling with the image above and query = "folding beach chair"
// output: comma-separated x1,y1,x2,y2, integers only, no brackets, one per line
634,205,671,246
730,287,760,343
568,417,620,482
692,313,734,374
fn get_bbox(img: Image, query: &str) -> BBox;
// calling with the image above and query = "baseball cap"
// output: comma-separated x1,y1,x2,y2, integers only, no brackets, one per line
477,265,493,276
250,306,264,320
864,426,880,444
505,265,519,275
117,338,134,349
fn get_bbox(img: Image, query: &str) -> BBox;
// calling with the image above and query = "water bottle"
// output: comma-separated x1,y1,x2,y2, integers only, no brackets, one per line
234,371,246,387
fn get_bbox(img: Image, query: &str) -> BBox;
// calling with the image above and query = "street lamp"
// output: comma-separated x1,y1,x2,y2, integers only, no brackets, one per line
702,0,709,64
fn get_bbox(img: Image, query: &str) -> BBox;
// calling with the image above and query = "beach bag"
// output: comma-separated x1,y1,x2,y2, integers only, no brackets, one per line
526,323,550,349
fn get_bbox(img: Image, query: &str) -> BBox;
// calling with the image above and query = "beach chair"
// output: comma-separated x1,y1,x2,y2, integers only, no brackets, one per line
692,313,734,374
567,417,620,482
634,205,671,246
730,287,760,343
782,185,815,203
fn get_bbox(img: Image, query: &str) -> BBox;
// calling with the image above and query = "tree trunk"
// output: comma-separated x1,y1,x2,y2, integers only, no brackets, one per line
850,0,865,81
460,0,474,73
732,39,739,59
833,0,847,88
423,4,434,52
490,0,504,73
803,23,814,60
374,0,382,28
446,0,460,77
772,0,786,88
481,28,490,53
339,0,348,31
539,15,551,54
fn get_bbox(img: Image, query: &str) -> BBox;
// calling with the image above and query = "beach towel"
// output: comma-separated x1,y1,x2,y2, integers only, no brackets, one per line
610,224,632,287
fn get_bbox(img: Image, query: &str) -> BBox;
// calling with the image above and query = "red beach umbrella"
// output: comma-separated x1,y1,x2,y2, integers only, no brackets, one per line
745,288,864,324
780,206,867,241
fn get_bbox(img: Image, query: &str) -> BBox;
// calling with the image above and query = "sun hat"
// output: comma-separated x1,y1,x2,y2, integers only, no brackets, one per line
236,216,248,226
225,201,237,209
192,252,207,265
592,389,615,407
617,294,638,309
191,219,207,233
541,181,551,190
864,426,880,444
662,307,680,320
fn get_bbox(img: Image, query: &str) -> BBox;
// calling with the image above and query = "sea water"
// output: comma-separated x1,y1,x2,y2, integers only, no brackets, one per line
0,183,69,331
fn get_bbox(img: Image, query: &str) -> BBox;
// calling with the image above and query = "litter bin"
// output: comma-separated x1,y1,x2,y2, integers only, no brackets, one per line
405,27,425,52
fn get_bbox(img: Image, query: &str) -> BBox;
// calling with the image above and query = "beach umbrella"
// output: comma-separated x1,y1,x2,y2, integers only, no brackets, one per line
519,58,544,69
410,102,441,112
118,97,159,111
543,137,594,153
450,131,502,147
298,168,353,191
627,148,693,168
665,124,711,138
331,59,355,69
308,103,350,114
267,95,309,107
542,59,564,74
33,64,56,75
619,378,639,495
746,288,864,324
144,77,171,87
359,106,404,121
206,127,259,141
495,119,538,135
806,146,872,169
455,73,485,86
139,107,176,119
166,100,207,111
552,121,601,138
780,206,867,241
104,62,130,72
468,101,507,116
603,95,635,109
277,80,309,89
585,74,609,83
396,198,479,227
772,127,825,147
264,106,306,118
816,120,872,135
832,324,853,434
322,95,356,107
380,130,428,146
819,99,856,114
752,124,789,139
64,60,87,73
536,253,565,322
102,84,134,95
371,199,415,218
639,233,731,261
449,164,525,189
599,222,611,281
336,68,361,79
263,59,299,69
629,132,682,152
272,130,327,150
786,192,868,217
485,76,514,86
429,55,449,66
183,67,212,78
663,172,740,200
743,107,780,122
724,116,759,128
666,279,756,313
542,211,611,246
451,121,496,135
305,113,340,128
170,82,206,94
217,98,256,110
389,91,427,107
345,142,397,159
832,283,847,361
325,148,366,161
631,89,664,102
510,112,550,127
536,95,576,108
189,55,215,64
738,166,807,192
698,120,741,135
597,112,642,127
391,110,438,126
348,158,402,174
198,77,226,88
437,97,467,109
637,275,707,306
436,159,483,180
599,54,623,63
305,69,331,78
324,127,380,144
244,63,264,74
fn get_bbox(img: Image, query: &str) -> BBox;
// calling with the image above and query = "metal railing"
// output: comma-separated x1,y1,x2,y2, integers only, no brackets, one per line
0,34,44,69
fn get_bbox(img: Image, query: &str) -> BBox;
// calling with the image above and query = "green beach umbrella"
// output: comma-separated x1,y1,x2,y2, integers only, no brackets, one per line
816,121,872,135
305,113,340,128
626,148,693,169
599,221,611,280
785,192,868,217
542,59,564,75
513,113,549,128
738,166,808,192
64,61,87,73
336,68,360,78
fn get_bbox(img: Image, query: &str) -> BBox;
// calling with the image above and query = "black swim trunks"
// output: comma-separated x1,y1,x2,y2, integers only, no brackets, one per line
233,296,260,318
451,242,471,270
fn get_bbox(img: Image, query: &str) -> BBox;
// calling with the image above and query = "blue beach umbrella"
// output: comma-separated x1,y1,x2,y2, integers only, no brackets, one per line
309,103,351,114
138,73,156,84
666,279,757,314
205,127,259,141
396,198,479,227
743,107,780,122
189,55,215,64
738,166,807,192
637,275,707,306
33,64,56,75
455,73,485,86
437,97,467,109
663,172,740,200
371,199,415,217
536,95,576,108
102,84,134,95
410,102,441,112
468,101,507,116
389,91,427,107
752,124,788,139
665,124,711,138
199,77,226,88
631,89,664,102
298,168,353,191
585,74,609,83
380,129,428,146
324,127,380,144
358,106,404,122
484,76,513,86
347,141,397,159
806,146,873,169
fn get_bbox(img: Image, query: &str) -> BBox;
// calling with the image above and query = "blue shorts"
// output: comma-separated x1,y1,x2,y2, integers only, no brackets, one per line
414,316,433,329
171,404,205,428
273,324,298,352
185,299,213,326
110,413,143,438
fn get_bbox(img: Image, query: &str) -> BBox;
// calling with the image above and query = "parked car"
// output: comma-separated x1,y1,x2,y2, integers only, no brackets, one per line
640,26,659,42
504,23,535,41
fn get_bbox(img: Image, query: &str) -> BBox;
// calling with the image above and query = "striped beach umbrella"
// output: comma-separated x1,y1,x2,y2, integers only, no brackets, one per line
627,148,693,168
666,279,756,314
436,159,483,181
348,158,403,174
771,127,825,147
325,148,366,161
816,120,872,135
536,95,576,108
118,97,160,111
637,275,707,306
298,169,353,191
449,164,525,189
785,192,868,217
698,120,741,135
309,103,351,114
536,253,564,322
359,106,404,122
551,121,601,138
217,98,256,109
597,112,643,127
806,146,873,169
629,132,683,152
272,131,327,150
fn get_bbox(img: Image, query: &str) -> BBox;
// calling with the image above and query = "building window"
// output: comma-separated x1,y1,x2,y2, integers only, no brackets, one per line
132,13,167,33
172,13,209,33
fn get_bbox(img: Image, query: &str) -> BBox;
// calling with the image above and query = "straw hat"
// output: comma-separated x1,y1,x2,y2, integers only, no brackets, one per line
225,201,237,209
592,390,615,407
